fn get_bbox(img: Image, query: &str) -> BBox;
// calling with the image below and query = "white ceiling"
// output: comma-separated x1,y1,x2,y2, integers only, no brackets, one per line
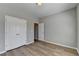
0,3,78,19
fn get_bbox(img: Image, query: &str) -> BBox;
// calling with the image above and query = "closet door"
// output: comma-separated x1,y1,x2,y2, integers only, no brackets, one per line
5,16,27,51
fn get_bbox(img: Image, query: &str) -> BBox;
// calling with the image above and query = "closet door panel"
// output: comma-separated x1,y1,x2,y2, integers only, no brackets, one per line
5,16,27,51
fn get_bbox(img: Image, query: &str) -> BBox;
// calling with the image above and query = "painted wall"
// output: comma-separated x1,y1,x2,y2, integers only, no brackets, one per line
27,18,38,44
0,7,38,53
40,8,77,48
77,5,79,51
0,12,5,53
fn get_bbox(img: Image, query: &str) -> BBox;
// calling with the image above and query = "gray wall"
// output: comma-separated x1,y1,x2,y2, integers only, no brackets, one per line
0,12,5,53
27,18,38,43
40,8,77,48
0,7,38,53
77,5,79,50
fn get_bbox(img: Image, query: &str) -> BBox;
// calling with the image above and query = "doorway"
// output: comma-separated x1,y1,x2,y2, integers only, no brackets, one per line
34,23,38,42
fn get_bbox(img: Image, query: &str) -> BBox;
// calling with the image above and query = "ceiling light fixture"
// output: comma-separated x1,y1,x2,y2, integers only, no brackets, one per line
36,0,43,6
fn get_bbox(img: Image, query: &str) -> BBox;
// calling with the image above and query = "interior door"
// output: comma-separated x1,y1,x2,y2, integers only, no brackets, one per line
5,16,27,51
39,23,44,41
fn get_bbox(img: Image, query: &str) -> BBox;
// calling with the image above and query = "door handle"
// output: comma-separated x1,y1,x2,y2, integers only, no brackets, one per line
16,34,20,35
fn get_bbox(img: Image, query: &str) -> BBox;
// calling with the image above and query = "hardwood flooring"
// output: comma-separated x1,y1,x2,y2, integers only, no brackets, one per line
0,41,79,56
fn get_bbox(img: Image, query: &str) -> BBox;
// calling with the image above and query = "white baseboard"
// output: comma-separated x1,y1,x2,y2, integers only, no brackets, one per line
0,50,6,54
25,41,34,45
0,40,78,55
77,49,79,54
0,41,34,54
40,40,77,50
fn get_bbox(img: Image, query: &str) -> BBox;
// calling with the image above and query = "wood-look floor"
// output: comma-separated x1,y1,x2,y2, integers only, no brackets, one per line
1,41,79,56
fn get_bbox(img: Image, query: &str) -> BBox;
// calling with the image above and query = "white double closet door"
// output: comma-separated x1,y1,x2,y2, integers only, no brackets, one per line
5,16,27,51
